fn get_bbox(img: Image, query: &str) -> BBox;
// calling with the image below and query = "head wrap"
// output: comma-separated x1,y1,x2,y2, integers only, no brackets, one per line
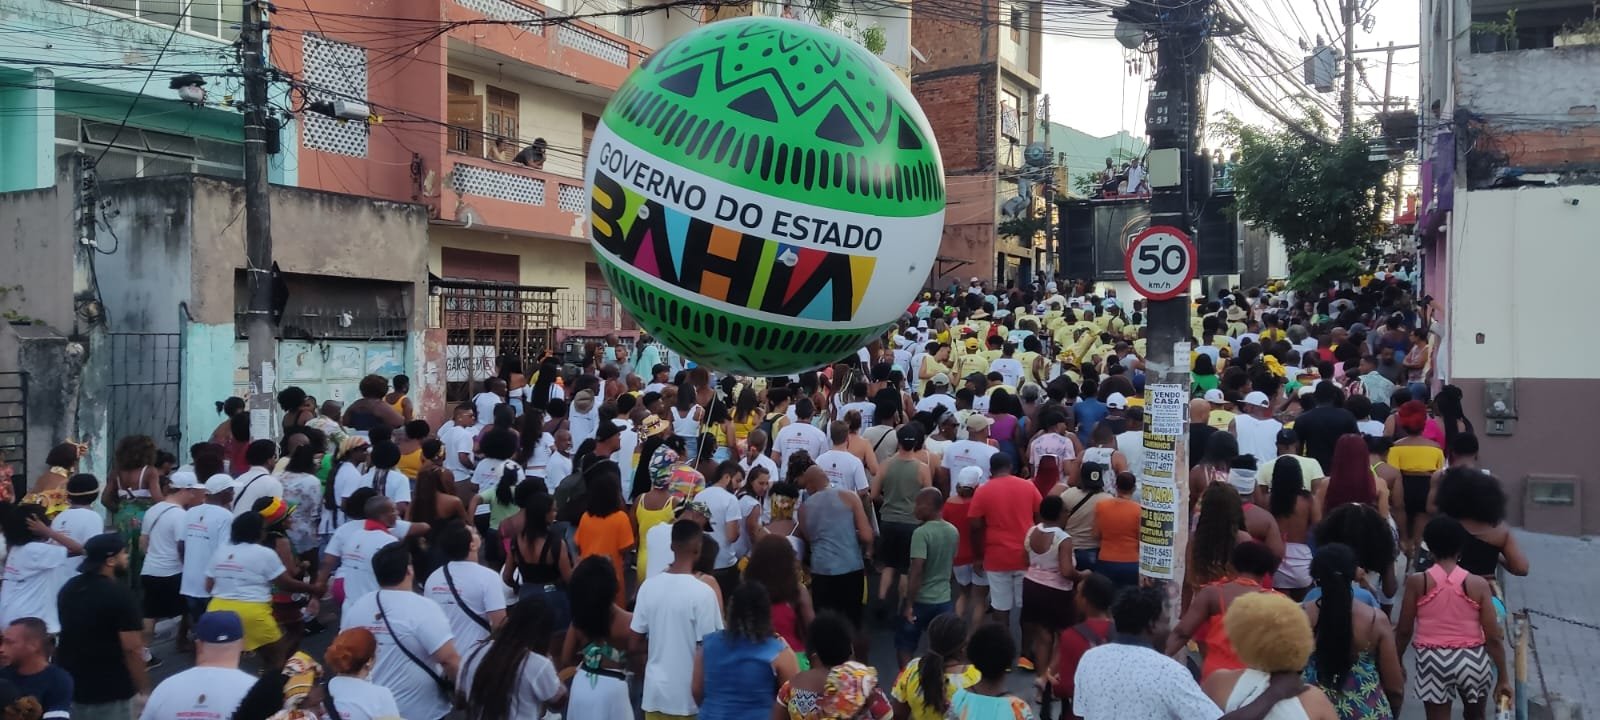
258,497,290,525
818,662,880,719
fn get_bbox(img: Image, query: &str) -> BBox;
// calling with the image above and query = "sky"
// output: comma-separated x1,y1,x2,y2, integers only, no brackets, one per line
1040,0,1421,146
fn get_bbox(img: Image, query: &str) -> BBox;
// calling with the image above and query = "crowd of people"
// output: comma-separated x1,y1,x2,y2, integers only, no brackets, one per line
0,255,1529,720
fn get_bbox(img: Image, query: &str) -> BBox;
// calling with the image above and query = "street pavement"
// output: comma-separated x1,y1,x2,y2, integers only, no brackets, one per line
147,529,1596,719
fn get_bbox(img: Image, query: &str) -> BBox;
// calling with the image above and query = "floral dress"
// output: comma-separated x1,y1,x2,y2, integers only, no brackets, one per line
1303,650,1393,720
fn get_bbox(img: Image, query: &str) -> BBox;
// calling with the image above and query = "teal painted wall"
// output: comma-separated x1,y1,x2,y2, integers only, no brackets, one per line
0,0,296,190
181,322,237,452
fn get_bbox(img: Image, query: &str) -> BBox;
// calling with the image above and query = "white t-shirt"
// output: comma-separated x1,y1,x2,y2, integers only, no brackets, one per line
439,423,478,478
206,542,287,602
329,525,401,605
139,666,258,720
470,458,510,494
1358,419,1385,437
1073,642,1223,720
739,454,781,486
544,453,573,493
324,676,401,720
916,394,958,414
140,501,187,577
839,401,875,427
0,542,69,633
232,468,284,517
616,423,639,486
643,522,675,580
989,358,1024,388
1115,430,1147,479
360,468,413,507
51,506,103,546
458,644,563,719
630,572,725,716
180,504,236,598
568,407,600,446
472,392,503,425
694,485,743,569
774,422,828,469
423,561,508,651
814,449,870,493
340,589,455,720
941,440,1000,484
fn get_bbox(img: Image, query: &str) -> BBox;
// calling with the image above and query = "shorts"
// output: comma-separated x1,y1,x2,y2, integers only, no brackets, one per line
184,595,211,622
1095,560,1140,589
141,574,186,619
1414,645,1493,705
811,570,866,628
953,564,989,587
1073,548,1099,572
985,570,1026,612
516,583,572,632
876,521,918,573
72,700,133,720
1403,473,1432,526
1020,579,1076,631
895,600,954,653
206,597,283,651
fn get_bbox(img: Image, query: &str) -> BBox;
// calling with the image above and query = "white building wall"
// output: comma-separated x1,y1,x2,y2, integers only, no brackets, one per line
1447,185,1600,380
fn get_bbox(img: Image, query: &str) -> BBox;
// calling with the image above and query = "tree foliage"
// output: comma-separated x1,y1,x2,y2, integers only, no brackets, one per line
1217,113,1390,290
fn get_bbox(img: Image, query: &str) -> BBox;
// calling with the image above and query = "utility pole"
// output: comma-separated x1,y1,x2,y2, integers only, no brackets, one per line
1125,0,1206,629
1341,0,1357,132
1041,94,1053,279
241,0,276,439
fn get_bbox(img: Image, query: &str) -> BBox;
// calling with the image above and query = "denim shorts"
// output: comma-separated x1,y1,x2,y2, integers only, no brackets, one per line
517,582,572,631
895,600,954,652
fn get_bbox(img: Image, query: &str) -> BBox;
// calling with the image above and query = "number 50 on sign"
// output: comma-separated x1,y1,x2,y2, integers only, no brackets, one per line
1123,226,1197,301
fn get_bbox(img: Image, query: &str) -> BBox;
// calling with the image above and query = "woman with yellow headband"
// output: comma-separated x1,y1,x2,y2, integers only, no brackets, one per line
208,509,322,672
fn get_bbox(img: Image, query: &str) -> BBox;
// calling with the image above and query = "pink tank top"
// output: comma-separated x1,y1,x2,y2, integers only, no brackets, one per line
1414,564,1484,648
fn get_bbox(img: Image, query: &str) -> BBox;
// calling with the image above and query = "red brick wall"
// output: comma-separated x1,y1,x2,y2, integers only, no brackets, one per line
910,6,995,70
914,72,996,174
1497,125,1600,170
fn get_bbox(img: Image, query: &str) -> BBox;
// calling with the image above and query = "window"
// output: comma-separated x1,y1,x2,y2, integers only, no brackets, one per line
584,262,613,328
76,0,242,39
485,87,520,159
447,75,483,157
56,115,244,179
1010,4,1022,41
582,114,599,159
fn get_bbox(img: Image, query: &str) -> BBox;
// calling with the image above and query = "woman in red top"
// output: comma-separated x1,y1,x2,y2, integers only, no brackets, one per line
942,469,986,632
1165,540,1279,680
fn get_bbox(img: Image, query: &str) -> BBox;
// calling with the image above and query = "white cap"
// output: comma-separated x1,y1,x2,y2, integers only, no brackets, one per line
1243,391,1270,408
1297,385,1317,398
1046,282,1058,292
1106,392,1128,410
956,466,984,488
169,470,199,490
204,473,235,495
1204,388,1226,403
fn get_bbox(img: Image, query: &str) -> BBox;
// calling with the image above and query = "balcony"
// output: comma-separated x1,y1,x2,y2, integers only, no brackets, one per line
554,288,639,337
444,0,648,91
441,152,588,239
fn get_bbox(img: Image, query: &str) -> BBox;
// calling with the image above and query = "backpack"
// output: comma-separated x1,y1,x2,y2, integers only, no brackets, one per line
553,461,589,525
757,411,785,445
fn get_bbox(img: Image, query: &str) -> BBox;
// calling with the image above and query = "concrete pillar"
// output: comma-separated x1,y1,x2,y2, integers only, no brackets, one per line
0,68,57,192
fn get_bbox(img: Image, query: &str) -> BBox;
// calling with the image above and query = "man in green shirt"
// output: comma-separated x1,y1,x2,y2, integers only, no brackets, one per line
898,487,959,666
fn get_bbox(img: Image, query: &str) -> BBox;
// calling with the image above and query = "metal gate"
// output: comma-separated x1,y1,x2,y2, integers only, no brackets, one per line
0,372,25,498
108,333,183,454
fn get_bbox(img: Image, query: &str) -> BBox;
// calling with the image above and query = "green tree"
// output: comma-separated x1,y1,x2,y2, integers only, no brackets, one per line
1218,113,1390,291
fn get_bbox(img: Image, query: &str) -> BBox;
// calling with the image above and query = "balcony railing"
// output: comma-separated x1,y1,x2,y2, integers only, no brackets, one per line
451,0,640,69
446,153,587,232
453,0,545,33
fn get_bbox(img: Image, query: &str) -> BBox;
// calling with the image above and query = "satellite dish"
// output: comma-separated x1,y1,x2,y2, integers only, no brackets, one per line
1115,20,1145,50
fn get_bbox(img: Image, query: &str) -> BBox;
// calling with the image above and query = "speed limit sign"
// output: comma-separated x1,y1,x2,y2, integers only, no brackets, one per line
1123,225,1196,301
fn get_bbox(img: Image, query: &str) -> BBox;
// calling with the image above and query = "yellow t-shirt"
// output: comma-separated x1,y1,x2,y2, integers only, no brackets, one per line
890,661,981,720
1388,444,1445,476
955,354,988,379
1208,409,1236,431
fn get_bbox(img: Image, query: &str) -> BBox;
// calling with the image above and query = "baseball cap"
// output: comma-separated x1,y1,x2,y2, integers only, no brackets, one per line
1203,388,1226,403
970,276,981,283
964,414,994,433
895,424,923,445
204,473,235,495
78,533,126,573
169,469,199,490
956,466,984,488
195,611,245,644
929,373,951,388
964,338,979,351
1276,427,1300,446
1243,391,1270,408
1106,392,1128,410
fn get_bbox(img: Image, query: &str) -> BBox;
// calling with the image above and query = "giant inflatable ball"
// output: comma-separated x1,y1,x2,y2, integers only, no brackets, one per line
585,17,945,375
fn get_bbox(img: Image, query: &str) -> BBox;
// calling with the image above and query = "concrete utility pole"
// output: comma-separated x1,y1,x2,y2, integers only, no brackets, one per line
1126,0,1205,628
241,0,276,439
1341,0,1357,132
1041,94,1053,278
